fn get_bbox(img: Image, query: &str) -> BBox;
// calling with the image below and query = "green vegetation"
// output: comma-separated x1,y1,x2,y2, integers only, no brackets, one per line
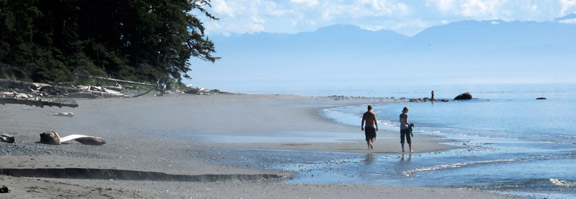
0,0,218,84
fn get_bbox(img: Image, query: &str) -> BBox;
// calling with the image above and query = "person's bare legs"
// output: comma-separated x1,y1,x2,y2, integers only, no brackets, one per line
409,143,413,153
371,138,376,149
367,141,372,150
401,143,405,153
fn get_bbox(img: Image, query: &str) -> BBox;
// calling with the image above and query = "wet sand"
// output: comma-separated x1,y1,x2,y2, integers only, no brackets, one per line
0,94,517,198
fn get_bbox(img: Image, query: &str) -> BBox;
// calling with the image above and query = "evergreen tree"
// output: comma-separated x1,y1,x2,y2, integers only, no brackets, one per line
0,0,218,83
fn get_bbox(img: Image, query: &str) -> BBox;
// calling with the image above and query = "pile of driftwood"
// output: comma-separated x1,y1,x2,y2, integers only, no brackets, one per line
184,84,227,95
0,77,230,108
0,79,79,108
1,131,105,145
0,77,149,107
0,76,226,102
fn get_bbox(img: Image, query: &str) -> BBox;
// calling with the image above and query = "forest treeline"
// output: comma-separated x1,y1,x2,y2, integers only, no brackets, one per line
0,0,218,84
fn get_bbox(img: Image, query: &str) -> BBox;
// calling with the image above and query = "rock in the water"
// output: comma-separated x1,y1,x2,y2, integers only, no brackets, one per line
454,92,473,100
536,97,547,100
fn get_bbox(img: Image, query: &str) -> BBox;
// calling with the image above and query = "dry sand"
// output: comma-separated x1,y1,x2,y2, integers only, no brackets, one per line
0,94,518,198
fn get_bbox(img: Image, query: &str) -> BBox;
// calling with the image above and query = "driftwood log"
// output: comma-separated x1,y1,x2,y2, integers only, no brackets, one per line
1,78,149,99
0,134,15,143
40,131,106,145
91,76,153,86
0,185,9,193
49,112,74,117
0,78,79,95
0,97,78,108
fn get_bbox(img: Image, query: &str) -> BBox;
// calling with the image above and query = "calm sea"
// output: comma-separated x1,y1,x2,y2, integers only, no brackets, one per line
239,83,576,198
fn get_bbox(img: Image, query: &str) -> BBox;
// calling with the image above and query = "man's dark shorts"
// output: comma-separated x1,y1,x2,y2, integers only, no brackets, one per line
400,129,411,144
365,126,376,141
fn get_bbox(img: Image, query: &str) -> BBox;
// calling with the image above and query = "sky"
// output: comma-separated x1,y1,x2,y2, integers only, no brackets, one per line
186,0,576,93
199,0,576,36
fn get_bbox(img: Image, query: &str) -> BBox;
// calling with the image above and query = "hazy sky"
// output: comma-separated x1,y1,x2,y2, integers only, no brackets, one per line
200,0,576,36
187,0,576,92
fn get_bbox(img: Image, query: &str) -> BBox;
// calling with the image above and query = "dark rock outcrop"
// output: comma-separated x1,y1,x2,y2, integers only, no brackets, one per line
454,92,473,100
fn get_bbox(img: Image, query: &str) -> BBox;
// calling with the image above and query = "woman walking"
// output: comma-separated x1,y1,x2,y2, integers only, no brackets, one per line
399,107,412,153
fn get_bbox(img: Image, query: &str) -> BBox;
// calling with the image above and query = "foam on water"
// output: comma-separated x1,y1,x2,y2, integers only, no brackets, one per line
550,178,576,187
401,158,522,177
402,153,576,177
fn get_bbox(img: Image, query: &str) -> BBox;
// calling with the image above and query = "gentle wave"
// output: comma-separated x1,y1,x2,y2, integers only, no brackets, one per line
550,178,576,187
403,154,576,177
402,158,523,177
378,119,398,128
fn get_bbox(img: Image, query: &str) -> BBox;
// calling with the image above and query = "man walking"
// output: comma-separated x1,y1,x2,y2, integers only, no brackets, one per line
361,105,378,150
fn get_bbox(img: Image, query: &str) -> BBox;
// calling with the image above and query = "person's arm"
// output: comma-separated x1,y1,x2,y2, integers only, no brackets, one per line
404,115,409,126
361,116,365,131
374,113,378,131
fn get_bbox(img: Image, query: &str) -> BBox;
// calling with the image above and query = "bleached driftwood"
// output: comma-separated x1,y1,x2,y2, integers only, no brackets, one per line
90,76,153,86
40,131,105,145
49,112,74,117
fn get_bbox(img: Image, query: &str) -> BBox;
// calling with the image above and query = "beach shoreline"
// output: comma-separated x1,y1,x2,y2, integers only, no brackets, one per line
0,94,518,198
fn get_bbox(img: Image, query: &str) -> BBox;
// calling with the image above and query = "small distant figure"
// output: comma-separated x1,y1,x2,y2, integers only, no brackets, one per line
399,107,413,153
361,105,379,150
431,90,435,102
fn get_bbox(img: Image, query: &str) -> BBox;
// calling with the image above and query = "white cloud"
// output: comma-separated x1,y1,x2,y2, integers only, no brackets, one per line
460,0,500,18
425,0,555,20
559,18,576,23
560,0,576,15
431,0,456,13
203,0,576,36
350,0,410,17
290,0,319,7
204,0,284,35
212,0,235,17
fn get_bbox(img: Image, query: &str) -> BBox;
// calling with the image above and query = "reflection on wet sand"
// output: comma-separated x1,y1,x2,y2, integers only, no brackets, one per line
365,153,374,164
400,153,412,162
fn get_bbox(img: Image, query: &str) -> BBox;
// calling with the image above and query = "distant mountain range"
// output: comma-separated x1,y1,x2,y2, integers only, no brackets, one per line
189,19,576,89
211,20,576,55
402,20,576,54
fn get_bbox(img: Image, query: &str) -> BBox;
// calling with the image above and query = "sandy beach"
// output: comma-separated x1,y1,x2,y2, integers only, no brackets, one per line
0,94,518,198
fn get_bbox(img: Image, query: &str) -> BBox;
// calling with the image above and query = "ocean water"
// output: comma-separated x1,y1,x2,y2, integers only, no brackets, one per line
238,83,576,198
182,83,576,198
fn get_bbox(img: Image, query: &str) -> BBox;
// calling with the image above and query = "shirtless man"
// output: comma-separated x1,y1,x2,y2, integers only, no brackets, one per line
361,105,379,150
